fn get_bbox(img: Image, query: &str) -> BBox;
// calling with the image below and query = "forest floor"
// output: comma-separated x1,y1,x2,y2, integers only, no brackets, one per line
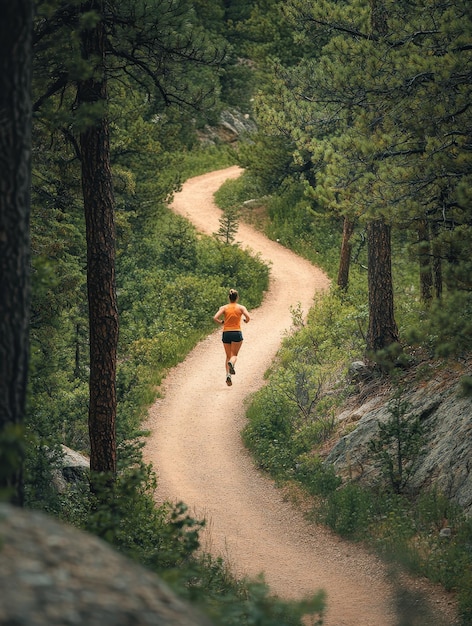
143,167,458,626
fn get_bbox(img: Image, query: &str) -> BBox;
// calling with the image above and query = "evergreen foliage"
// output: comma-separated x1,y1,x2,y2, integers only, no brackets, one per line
236,0,472,359
216,205,241,244
368,394,425,494
9,0,471,622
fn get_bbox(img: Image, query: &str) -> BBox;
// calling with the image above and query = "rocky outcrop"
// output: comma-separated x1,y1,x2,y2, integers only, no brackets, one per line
52,445,90,492
326,362,472,516
198,108,257,145
0,504,213,626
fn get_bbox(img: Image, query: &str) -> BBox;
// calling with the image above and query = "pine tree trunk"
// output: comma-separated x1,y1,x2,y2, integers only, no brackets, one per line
337,217,355,290
365,2,398,356
418,218,433,302
431,221,443,298
370,0,388,35
78,3,118,479
366,220,399,353
0,0,33,505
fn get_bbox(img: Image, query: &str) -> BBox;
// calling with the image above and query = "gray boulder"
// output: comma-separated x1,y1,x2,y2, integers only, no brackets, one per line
52,445,90,492
0,504,213,626
198,108,257,145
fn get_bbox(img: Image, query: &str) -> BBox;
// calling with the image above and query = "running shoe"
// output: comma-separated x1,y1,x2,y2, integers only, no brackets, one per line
226,374,232,386
228,361,236,375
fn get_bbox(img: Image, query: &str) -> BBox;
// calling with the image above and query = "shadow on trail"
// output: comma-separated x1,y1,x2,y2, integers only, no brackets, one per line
388,566,456,626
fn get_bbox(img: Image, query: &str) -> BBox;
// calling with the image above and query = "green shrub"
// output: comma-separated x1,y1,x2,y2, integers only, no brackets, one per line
415,489,464,532
292,417,336,452
455,519,472,621
242,389,295,476
404,291,472,357
368,393,425,494
197,238,269,308
295,454,341,497
172,556,325,626
159,216,198,271
214,172,262,210
322,484,376,539
62,458,204,571
178,144,238,179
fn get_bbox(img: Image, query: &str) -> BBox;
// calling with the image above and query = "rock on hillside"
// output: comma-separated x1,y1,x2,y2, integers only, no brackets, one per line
0,504,213,626
326,360,472,516
51,445,89,491
198,108,257,145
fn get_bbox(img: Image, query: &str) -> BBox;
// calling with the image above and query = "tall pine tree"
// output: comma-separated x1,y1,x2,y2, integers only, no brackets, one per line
32,0,225,485
0,0,33,505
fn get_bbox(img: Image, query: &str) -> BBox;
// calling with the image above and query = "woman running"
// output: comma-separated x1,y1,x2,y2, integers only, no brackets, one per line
213,289,250,386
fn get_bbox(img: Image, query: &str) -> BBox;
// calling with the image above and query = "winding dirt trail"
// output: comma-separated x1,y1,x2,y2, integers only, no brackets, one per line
143,167,455,626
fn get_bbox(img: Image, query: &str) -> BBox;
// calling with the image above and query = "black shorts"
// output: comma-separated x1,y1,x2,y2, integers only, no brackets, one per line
222,330,243,344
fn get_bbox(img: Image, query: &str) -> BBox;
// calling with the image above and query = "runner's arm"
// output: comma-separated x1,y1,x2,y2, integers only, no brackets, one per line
213,306,226,325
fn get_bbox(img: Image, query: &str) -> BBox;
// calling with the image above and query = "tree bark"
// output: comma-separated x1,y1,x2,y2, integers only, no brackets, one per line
431,221,443,299
78,3,118,479
366,220,399,353
337,217,355,290
0,0,33,505
418,218,433,302
365,2,399,356
370,0,388,36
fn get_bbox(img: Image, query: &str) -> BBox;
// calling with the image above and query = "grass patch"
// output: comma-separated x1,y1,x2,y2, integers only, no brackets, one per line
178,144,238,180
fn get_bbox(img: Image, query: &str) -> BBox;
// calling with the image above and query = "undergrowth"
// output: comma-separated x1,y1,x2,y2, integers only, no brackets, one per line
178,144,238,180
57,446,325,626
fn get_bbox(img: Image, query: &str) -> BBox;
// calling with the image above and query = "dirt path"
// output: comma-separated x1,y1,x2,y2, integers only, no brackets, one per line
143,167,456,626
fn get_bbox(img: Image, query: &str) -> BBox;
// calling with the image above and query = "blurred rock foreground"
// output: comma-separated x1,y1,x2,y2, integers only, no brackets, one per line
0,504,213,626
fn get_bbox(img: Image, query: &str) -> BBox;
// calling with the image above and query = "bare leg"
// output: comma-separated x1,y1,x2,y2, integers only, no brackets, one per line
228,340,243,372
223,343,232,374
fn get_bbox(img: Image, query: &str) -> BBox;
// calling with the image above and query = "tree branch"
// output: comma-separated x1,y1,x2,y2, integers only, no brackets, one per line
33,73,69,112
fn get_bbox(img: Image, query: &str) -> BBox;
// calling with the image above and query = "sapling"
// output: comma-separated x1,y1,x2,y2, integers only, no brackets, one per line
369,392,424,494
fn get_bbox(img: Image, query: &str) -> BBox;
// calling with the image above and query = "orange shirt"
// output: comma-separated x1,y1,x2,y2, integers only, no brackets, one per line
223,303,243,331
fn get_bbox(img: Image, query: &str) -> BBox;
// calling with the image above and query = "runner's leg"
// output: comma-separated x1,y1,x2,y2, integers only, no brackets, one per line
228,340,243,372
223,342,232,374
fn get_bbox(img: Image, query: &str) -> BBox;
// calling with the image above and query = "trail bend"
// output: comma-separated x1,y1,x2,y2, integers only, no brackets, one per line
143,167,454,626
